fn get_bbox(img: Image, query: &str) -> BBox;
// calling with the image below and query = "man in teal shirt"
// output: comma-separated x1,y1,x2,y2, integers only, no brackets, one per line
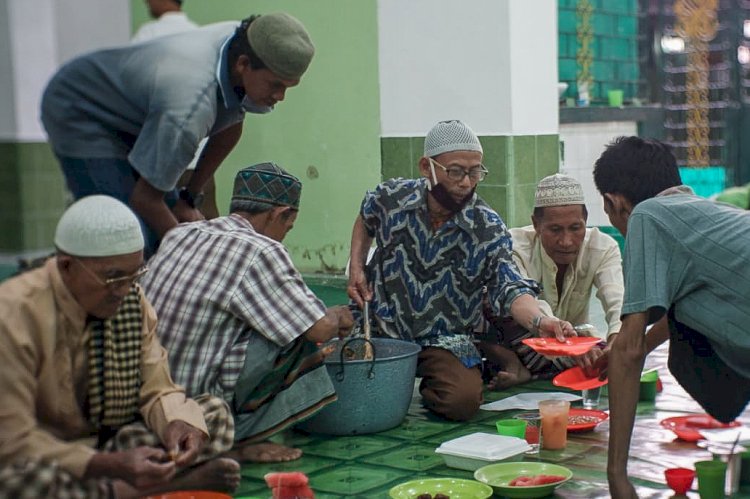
593,136,750,498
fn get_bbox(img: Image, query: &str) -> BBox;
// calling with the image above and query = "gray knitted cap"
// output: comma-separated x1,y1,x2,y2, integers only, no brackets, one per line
424,120,483,158
247,12,315,80
54,195,144,257
534,174,585,208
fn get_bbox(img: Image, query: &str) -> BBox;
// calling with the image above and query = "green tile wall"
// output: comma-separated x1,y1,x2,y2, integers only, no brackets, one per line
380,134,560,229
0,142,68,253
558,0,640,103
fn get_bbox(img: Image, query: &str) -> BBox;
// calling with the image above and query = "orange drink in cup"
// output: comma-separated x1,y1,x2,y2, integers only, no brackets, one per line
539,400,570,450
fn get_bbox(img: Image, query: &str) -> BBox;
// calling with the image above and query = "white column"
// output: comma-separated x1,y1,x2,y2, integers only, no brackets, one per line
0,0,131,141
378,0,558,137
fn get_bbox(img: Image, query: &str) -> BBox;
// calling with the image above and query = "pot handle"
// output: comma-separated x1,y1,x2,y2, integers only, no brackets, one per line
335,337,376,381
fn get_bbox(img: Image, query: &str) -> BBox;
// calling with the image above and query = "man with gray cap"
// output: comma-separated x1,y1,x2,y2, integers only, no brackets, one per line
142,163,354,463
479,174,624,389
0,195,240,498
347,120,576,421
42,12,315,257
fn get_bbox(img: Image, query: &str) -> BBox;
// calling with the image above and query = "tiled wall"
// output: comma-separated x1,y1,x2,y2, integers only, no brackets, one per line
380,134,560,228
0,142,68,254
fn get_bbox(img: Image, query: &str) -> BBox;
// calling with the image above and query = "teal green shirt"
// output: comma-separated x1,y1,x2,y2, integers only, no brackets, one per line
622,193,750,378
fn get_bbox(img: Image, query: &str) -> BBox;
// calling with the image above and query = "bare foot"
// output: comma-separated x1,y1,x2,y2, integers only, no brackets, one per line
226,441,303,463
488,367,531,390
116,458,241,499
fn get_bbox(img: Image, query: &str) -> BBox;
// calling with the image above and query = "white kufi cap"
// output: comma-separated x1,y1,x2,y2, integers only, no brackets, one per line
54,195,144,257
534,174,585,208
424,120,483,158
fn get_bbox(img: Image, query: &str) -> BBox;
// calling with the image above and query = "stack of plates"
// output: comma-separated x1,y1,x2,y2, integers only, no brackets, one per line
435,432,531,471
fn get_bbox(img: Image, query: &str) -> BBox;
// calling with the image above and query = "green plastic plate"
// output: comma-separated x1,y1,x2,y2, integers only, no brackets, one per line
389,477,493,499
473,462,573,498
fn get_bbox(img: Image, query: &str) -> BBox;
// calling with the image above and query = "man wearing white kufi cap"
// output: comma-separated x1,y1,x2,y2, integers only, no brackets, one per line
347,120,576,422
0,195,240,498
479,174,625,389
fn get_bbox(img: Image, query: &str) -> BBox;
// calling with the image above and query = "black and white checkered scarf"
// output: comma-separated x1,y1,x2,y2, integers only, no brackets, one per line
86,285,143,432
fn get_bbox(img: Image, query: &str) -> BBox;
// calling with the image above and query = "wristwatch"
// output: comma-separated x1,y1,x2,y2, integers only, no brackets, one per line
178,187,205,209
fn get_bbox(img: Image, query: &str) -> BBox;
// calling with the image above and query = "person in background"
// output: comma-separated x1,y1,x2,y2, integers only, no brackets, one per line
42,12,315,257
591,136,750,498
132,0,198,43
0,195,239,498
347,119,576,422
478,174,623,389
141,163,354,463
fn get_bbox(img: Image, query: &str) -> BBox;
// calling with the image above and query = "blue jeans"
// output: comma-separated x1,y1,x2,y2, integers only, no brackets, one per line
57,156,176,258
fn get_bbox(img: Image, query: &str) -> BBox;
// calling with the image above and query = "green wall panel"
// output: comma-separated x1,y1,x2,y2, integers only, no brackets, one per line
132,0,381,273
0,142,67,253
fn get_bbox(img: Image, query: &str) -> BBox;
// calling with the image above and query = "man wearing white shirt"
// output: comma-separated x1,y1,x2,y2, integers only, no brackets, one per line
132,0,198,43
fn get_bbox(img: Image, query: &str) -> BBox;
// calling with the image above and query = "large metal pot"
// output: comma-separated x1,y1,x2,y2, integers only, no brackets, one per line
297,337,421,435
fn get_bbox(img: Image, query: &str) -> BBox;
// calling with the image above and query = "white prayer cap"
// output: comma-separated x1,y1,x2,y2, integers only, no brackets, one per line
54,195,144,257
424,120,483,158
534,174,586,208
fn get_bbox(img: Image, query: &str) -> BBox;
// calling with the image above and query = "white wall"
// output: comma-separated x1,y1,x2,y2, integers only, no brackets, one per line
377,0,558,137
0,0,130,141
559,121,638,226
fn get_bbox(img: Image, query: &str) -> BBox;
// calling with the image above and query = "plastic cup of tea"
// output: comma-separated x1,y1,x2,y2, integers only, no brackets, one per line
513,411,542,454
538,400,570,450
639,370,658,402
664,467,695,495
581,386,601,409
695,460,727,499
496,419,527,439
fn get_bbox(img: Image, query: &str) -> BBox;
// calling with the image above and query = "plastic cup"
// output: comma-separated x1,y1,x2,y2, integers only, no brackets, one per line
608,89,624,107
664,467,695,494
538,400,570,450
741,450,750,485
513,411,542,453
581,386,601,409
496,419,527,439
695,460,727,499
639,371,658,402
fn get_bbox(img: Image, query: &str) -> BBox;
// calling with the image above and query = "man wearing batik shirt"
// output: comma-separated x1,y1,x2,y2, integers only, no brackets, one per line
347,120,576,421
142,163,354,463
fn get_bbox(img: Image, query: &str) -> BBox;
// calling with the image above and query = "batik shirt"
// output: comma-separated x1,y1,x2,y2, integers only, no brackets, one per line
360,178,539,368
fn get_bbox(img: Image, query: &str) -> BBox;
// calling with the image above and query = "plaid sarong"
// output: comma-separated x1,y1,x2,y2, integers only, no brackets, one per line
0,394,233,498
86,285,143,433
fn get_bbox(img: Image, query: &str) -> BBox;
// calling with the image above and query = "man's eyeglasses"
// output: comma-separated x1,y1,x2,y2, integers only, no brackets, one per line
429,158,489,182
76,259,148,289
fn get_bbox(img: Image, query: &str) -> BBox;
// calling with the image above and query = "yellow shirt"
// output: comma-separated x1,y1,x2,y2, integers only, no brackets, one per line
0,258,207,478
509,226,624,338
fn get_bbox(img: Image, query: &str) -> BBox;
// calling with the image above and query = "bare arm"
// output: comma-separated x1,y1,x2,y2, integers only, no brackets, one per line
347,215,374,308
130,178,179,239
508,293,576,342
174,122,244,221
303,305,355,344
607,312,648,498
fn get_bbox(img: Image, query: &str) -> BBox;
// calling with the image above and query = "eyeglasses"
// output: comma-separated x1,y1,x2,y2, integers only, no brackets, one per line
75,259,148,289
429,158,489,182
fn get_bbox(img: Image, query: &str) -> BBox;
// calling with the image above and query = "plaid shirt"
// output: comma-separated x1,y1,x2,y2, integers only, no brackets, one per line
142,215,326,400
359,178,539,367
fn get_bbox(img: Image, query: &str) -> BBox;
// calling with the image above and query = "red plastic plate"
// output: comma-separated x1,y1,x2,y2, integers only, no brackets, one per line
660,414,741,442
521,336,601,356
552,366,608,390
567,408,609,432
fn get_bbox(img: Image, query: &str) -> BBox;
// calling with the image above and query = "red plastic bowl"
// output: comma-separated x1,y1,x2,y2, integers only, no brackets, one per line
664,467,695,494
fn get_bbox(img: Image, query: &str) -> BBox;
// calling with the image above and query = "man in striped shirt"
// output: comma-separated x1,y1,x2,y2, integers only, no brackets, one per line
142,163,353,463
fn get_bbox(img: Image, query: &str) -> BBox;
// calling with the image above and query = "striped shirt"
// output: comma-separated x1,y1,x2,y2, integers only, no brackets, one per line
141,214,326,400
360,178,539,367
